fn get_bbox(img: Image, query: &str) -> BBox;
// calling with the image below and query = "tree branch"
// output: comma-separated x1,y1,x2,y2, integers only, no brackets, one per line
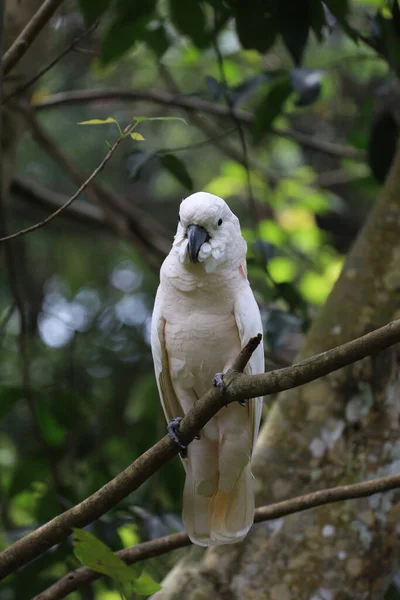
212,20,259,222
32,88,366,160
2,0,64,76
158,64,279,187
11,177,169,273
15,106,170,260
0,336,259,581
11,177,110,228
32,471,400,600
0,122,126,243
1,320,400,579
2,22,97,104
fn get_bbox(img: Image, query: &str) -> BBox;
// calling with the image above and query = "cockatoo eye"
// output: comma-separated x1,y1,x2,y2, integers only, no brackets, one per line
178,215,181,223
218,218,223,226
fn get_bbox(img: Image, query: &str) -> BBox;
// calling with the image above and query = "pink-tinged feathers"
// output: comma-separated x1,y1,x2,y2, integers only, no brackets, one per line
151,192,264,546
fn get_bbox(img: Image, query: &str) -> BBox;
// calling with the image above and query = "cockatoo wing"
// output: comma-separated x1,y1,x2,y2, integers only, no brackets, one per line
150,288,184,426
199,272,264,546
233,272,264,447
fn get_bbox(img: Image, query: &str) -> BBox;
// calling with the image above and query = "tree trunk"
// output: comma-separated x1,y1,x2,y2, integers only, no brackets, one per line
154,144,400,600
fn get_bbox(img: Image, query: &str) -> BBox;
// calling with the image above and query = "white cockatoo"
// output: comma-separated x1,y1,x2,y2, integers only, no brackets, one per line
151,191,264,546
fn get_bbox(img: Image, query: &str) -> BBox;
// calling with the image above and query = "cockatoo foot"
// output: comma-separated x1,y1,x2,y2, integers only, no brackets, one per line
212,372,246,407
167,417,188,457
212,372,226,392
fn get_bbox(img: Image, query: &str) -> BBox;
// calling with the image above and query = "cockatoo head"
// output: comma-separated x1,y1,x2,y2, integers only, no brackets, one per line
172,192,246,272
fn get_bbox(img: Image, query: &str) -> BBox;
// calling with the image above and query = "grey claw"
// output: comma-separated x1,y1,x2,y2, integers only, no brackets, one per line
167,417,187,458
238,399,247,407
212,372,226,392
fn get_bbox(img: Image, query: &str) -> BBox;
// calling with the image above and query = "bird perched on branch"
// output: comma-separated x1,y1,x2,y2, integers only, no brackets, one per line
151,191,264,546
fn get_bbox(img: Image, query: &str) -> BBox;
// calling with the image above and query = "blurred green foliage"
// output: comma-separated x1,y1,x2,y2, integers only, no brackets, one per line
2,0,400,598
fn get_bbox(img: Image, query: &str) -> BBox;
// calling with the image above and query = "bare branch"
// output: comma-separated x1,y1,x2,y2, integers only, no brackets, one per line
14,107,169,260
158,64,278,187
212,21,259,222
2,0,64,76
12,177,168,274
0,124,126,243
32,88,366,160
2,23,98,104
0,336,259,581
1,320,400,579
11,177,109,228
314,167,370,188
32,471,400,600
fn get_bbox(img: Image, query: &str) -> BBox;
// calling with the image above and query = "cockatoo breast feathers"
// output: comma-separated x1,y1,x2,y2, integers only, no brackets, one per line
172,192,246,272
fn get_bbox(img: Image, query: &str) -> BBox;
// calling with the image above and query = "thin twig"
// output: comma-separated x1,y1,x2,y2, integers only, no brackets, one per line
2,0,64,76
157,125,239,155
0,125,126,243
12,177,109,227
212,19,259,222
2,23,98,104
158,63,278,186
2,320,400,579
15,106,169,259
314,167,370,188
211,35,278,290
72,46,99,56
32,471,400,600
32,88,366,160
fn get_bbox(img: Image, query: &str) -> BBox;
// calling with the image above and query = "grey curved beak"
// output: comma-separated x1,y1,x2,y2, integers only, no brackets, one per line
187,224,210,263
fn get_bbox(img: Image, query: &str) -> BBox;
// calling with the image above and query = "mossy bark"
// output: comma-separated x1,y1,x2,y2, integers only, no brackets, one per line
153,146,400,599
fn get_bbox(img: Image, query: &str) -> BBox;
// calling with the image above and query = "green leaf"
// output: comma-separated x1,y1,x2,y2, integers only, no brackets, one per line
370,9,400,75
133,116,187,125
130,132,145,141
115,0,156,20
252,78,292,144
118,524,140,548
323,0,349,22
159,154,193,190
0,386,22,421
323,0,358,41
309,0,328,41
169,0,210,48
141,24,169,57
78,0,110,26
234,0,278,53
100,0,157,64
73,529,139,582
37,405,66,447
278,0,310,65
78,118,118,125
100,16,150,65
128,150,155,179
9,457,48,496
132,571,162,595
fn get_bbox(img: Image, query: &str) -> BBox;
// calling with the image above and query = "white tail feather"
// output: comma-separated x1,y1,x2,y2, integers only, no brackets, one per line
182,441,254,547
